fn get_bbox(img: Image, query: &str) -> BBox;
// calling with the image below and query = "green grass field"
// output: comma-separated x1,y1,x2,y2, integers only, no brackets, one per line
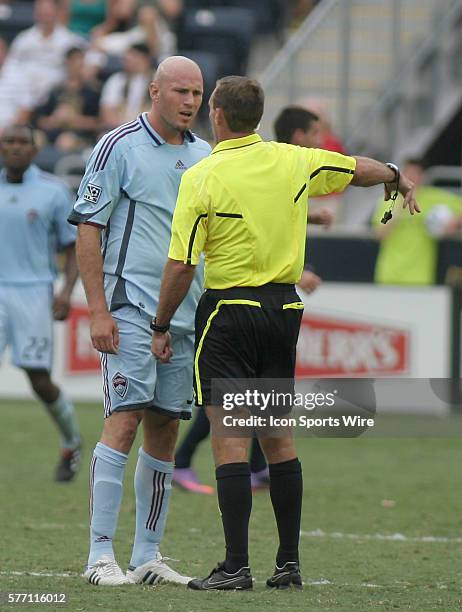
0,399,461,611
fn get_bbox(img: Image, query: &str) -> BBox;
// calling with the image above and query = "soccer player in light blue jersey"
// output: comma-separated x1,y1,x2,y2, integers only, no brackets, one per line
69,56,211,586
0,124,81,482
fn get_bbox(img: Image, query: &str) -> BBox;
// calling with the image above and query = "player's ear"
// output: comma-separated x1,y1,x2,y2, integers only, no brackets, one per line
291,128,306,146
149,81,160,101
214,107,227,128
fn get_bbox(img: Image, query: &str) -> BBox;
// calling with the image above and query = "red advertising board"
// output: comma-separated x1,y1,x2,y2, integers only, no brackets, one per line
296,312,410,377
67,305,100,373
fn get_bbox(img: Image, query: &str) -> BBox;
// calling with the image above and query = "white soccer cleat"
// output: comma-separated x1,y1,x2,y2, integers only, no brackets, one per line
126,552,192,585
83,555,131,586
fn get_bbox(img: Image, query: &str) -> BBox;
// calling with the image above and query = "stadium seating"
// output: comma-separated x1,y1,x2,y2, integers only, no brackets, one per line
0,2,34,44
178,7,256,76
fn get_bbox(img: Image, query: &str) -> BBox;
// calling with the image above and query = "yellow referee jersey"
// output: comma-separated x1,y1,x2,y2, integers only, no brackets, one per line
169,133,356,289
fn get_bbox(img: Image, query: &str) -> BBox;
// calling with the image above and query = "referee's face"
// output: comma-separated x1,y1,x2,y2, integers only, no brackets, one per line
153,72,203,133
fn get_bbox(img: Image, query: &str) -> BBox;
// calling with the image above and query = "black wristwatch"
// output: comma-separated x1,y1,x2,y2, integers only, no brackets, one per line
150,317,170,333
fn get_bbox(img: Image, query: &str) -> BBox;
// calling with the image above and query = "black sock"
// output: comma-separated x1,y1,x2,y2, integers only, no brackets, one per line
250,438,267,473
269,458,303,566
175,407,210,468
216,462,252,573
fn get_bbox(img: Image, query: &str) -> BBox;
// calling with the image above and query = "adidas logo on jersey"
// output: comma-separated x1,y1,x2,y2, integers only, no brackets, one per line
175,160,187,170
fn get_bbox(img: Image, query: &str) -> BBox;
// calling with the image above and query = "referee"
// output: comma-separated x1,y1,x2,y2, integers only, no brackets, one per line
152,76,419,591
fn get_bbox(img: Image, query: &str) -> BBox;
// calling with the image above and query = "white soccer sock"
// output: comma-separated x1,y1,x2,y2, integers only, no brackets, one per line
129,447,173,569
43,391,80,450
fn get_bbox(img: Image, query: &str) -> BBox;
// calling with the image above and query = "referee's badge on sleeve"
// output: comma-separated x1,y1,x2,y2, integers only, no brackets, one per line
83,183,102,204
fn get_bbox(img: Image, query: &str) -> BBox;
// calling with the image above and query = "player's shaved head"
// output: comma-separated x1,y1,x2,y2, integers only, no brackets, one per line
153,56,202,86
148,55,203,142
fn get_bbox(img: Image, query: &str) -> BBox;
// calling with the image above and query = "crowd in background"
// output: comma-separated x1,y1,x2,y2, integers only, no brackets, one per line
0,0,319,162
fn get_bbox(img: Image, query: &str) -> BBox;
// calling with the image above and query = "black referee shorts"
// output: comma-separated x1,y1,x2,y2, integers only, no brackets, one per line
193,283,304,406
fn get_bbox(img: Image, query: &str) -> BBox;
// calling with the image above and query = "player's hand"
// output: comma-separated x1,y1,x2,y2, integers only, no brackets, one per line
53,291,72,321
152,331,173,364
309,207,335,228
91,311,119,354
297,270,321,294
385,172,421,215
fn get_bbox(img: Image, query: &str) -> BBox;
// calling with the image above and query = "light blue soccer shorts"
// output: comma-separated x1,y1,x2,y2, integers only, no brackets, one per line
0,284,54,371
100,305,194,420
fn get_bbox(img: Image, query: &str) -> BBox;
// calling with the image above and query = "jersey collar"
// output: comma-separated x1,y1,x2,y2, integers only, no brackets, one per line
212,133,262,154
138,113,196,145
0,164,40,183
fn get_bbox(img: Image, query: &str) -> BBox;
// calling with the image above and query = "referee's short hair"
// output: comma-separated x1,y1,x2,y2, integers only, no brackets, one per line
213,76,264,133
274,106,319,144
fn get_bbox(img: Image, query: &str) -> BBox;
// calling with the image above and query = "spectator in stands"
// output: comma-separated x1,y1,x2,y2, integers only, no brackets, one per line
373,158,462,284
274,105,321,148
61,0,119,40
92,4,175,60
99,42,152,129
3,0,85,108
34,47,101,152
0,37,33,130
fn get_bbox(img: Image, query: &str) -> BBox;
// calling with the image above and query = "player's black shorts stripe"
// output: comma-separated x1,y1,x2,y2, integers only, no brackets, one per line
115,200,136,276
187,213,208,264
309,165,355,180
294,183,307,203
216,212,243,218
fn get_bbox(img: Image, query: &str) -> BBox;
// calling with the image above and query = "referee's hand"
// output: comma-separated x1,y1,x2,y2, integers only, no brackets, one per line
90,311,120,354
152,331,172,363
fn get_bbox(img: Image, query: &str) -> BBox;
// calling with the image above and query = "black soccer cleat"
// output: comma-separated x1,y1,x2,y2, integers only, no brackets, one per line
188,562,253,591
266,561,303,589
55,444,81,482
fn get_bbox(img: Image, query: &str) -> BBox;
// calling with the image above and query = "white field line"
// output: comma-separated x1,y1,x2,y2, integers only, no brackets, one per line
0,571,378,587
301,528,462,543
0,571,453,590
0,571,78,578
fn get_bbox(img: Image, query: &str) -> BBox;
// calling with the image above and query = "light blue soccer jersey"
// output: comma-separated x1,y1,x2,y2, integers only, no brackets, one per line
69,113,211,334
0,165,76,284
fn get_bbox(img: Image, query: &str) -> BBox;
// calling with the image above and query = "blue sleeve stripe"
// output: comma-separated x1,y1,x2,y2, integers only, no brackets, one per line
92,120,138,172
96,125,142,172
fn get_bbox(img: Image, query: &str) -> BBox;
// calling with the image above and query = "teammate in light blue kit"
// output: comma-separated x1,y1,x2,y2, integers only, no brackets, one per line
0,124,81,482
69,56,211,586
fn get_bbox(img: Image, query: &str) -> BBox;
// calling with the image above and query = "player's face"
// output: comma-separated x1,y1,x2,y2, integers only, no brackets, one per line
301,121,321,148
0,128,36,171
153,73,203,133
